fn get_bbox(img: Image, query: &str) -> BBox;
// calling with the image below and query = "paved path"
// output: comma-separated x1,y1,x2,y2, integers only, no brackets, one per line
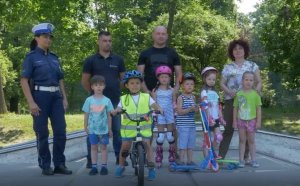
1,149,299,186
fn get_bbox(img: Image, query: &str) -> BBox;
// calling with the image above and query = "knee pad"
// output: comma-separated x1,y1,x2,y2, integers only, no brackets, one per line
166,132,175,144
156,133,165,144
214,132,223,144
121,150,129,158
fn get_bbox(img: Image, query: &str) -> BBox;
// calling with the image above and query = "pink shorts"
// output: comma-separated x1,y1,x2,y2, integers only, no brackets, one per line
237,119,256,133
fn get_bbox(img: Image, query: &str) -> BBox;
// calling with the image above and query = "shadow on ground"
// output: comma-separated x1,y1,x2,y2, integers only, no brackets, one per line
0,127,24,147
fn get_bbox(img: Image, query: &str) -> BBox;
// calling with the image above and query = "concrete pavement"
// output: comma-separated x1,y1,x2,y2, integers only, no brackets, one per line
0,149,299,186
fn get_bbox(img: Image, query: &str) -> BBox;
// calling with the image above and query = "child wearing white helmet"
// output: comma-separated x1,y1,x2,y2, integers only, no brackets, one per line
200,66,226,159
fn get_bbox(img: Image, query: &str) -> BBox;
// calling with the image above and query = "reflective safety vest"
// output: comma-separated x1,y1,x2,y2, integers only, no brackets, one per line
120,93,152,138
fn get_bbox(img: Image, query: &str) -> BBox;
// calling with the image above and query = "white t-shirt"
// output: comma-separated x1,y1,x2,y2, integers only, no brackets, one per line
117,94,155,108
201,89,219,120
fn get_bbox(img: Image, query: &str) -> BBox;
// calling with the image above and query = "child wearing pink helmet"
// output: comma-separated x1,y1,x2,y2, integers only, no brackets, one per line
200,66,226,159
152,65,177,168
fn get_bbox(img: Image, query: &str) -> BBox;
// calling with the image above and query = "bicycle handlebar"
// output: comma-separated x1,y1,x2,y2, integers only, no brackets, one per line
120,109,161,123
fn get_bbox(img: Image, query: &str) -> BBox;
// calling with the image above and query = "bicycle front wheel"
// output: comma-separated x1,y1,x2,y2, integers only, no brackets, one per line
137,144,145,186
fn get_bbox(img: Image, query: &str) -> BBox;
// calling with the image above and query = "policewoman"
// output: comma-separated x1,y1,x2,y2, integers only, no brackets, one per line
20,23,72,175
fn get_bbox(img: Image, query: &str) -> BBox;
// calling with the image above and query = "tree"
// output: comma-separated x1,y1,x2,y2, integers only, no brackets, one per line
148,3,238,83
252,0,300,88
199,0,237,20
0,50,16,113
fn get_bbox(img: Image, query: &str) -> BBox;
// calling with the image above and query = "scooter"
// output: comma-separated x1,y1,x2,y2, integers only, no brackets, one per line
169,102,219,172
199,102,219,172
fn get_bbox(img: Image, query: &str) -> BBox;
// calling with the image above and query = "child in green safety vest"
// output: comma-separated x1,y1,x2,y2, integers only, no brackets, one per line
113,70,163,181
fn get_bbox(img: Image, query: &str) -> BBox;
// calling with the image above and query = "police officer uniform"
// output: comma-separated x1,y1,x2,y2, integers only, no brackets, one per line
21,23,72,175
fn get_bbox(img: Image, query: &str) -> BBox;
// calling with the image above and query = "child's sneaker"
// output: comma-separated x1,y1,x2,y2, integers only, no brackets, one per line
100,166,108,175
251,161,260,168
147,168,156,181
238,160,245,168
114,166,125,177
215,155,223,160
89,167,98,175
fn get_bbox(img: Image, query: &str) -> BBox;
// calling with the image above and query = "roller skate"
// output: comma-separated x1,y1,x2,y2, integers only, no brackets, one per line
155,145,163,168
168,146,176,163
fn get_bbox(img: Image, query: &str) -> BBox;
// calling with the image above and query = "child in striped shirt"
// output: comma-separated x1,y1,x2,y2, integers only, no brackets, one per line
175,72,197,165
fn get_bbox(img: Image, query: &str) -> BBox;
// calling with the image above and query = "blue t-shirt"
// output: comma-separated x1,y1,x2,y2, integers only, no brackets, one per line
82,95,114,135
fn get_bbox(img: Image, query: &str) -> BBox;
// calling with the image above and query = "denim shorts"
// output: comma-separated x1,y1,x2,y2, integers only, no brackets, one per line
237,119,256,133
177,127,196,149
89,133,109,145
157,112,174,125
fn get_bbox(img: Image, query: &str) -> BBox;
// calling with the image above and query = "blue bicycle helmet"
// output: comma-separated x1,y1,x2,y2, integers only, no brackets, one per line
122,70,143,84
182,72,196,82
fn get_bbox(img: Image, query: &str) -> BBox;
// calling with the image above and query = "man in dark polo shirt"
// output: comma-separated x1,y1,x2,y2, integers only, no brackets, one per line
81,31,126,168
137,26,182,94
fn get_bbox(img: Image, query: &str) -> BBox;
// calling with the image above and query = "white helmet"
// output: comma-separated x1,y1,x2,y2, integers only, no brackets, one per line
201,66,217,77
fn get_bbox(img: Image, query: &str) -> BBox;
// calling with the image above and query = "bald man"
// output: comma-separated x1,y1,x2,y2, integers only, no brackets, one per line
137,26,182,164
137,26,182,94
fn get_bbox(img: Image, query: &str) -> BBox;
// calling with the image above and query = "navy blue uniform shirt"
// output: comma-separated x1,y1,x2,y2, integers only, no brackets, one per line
21,47,64,86
82,53,125,105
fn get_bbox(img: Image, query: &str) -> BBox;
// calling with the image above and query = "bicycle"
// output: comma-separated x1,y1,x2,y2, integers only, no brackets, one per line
120,109,160,186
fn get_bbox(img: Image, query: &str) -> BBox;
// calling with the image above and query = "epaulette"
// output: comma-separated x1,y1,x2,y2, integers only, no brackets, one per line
49,51,59,58
26,50,36,56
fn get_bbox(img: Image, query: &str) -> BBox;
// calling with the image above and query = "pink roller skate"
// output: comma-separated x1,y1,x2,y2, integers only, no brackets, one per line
155,145,163,168
168,146,176,163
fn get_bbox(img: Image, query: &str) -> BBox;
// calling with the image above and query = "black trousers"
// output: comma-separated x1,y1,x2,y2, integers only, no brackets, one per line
219,99,249,159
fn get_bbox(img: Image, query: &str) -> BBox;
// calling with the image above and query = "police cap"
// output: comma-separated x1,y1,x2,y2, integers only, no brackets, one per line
32,23,54,36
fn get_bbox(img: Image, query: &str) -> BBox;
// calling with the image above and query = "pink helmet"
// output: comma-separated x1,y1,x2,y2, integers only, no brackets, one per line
155,65,172,77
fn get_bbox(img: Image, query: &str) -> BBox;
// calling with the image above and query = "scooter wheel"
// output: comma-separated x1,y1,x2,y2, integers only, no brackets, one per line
168,164,176,172
211,162,219,172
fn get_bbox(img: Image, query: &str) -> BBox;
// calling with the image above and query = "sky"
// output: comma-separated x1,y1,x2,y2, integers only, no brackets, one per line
235,0,262,14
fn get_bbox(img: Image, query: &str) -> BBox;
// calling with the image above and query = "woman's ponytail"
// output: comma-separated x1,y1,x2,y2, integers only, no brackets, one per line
30,39,37,51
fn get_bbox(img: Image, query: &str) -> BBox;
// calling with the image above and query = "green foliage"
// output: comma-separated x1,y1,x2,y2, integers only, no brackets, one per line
260,70,276,107
0,50,17,104
199,0,237,20
157,3,238,81
0,50,15,85
252,0,300,88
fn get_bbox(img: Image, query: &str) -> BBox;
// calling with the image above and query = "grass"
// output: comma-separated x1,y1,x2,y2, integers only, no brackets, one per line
0,113,83,148
0,106,300,148
261,107,300,137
